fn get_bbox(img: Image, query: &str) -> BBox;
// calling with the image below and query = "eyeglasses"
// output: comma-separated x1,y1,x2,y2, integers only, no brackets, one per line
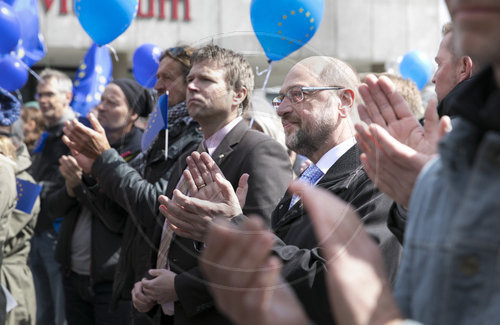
166,47,191,67
272,86,344,110
34,91,58,100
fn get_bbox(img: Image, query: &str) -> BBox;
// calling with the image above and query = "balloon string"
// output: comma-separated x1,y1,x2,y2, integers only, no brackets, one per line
261,61,273,90
106,45,119,62
255,66,269,76
15,90,23,103
18,59,42,83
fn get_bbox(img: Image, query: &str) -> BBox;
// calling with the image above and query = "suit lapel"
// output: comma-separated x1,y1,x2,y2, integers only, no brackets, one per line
211,119,249,166
272,145,363,236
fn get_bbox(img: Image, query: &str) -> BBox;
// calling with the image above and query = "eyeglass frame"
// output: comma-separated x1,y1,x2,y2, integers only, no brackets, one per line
34,90,62,100
272,86,345,110
164,46,191,68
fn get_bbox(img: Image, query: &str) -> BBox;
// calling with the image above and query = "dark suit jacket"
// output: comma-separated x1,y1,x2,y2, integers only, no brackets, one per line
271,145,402,325
150,120,293,324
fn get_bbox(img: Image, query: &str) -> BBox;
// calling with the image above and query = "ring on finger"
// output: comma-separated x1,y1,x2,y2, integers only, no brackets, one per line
198,183,206,190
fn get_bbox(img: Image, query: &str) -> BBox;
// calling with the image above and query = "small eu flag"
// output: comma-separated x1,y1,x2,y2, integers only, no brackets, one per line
32,131,48,154
71,43,113,117
141,92,168,152
15,178,42,214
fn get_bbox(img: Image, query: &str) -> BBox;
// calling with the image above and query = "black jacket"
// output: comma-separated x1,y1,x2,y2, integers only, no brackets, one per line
90,115,203,306
271,145,402,325
31,110,74,234
50,127,143,284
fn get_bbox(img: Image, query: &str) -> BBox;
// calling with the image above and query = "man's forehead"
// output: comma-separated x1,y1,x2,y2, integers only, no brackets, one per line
159,56,183,73
280,65,321,92
37,78,59,92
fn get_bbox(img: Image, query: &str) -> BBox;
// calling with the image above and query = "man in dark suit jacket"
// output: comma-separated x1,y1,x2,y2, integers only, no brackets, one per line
173,56,402,325
132,45,292,324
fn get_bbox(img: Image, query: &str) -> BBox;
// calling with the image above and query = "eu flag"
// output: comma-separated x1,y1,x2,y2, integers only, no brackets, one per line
15,178,42,214
70,43,113,117
141,92,168,152
12,0,46,67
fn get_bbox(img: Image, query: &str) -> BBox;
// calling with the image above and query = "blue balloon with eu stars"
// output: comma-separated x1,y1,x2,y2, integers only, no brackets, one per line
250,0,324,62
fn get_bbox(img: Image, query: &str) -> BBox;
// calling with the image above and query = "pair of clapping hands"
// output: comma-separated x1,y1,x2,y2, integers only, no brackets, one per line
157,151,250,242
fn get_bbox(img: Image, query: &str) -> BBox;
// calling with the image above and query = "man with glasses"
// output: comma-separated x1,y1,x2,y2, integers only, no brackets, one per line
30,68,75,325
163,56,401,325
62,46,204,322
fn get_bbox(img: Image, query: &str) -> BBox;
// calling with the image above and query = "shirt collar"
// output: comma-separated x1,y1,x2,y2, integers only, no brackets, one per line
315,137,357,176
204,117,243,155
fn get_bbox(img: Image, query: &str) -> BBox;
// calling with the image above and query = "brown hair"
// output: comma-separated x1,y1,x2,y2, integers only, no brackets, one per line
21,106,46,153
160,45,194,82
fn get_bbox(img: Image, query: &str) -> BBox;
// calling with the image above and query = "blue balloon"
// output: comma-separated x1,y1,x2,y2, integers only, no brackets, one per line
0,55,28,91
251,0,324,61
133,43,162,88
75,0,138,45
399,51,434,90
0,2,21,54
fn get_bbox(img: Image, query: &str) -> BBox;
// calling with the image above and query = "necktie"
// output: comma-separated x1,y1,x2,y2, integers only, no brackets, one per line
156,141,207,269
156,141,207,315
289,164,323,209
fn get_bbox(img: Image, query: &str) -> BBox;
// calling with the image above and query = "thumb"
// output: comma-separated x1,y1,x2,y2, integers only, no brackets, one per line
236,173,249,207
88,112,106,135
148,269,163,277
423,98,439,131
215,173,238,201
438,115,452,139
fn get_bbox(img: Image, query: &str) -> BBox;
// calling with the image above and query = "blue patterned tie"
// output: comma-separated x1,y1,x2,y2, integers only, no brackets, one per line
289,164,324,209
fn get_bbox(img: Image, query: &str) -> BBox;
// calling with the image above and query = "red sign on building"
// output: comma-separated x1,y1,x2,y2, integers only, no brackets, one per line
41,0,191,21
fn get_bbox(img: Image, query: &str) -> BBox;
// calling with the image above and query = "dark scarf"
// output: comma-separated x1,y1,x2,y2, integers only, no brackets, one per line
448,65,500,134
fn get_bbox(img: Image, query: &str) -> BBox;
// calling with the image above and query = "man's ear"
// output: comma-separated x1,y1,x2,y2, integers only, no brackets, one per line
129,110,139,123
458,56,473,82
64,91,73,105
232,87,248,108
338,89,355,118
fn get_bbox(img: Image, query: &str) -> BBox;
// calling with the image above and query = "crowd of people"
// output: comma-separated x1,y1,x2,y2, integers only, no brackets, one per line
0,0,498,324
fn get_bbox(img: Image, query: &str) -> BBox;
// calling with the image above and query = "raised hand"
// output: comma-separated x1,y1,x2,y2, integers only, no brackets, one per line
200,217,309,325
158,152,248,241
59,155,82,197
62,113,111,170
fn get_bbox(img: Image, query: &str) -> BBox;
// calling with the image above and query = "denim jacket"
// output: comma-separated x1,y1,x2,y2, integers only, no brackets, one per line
394,118,500,324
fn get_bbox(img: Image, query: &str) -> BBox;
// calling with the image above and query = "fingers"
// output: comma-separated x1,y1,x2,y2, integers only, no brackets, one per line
288,181,362,257
186,153,206,191
354,124,377,158
214,173,239,204
193,152,215,185
358,76,388,127
88,112,106,135
365,75,399,124
357,103,372,125
236,173,249,208
182,164,199,195
132,281,154,312
201,218,274,290
369,124,416,161
200,152,224,181
160,197,198,232
378,75,413,120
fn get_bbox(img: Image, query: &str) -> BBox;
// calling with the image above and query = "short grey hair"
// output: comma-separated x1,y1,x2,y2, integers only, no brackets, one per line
38,68,73,94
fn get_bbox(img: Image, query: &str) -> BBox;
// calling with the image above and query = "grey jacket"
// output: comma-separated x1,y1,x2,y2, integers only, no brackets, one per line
395,69,500,325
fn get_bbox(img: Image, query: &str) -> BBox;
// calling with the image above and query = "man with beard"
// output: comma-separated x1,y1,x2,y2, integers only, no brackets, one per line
163,56,401,325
